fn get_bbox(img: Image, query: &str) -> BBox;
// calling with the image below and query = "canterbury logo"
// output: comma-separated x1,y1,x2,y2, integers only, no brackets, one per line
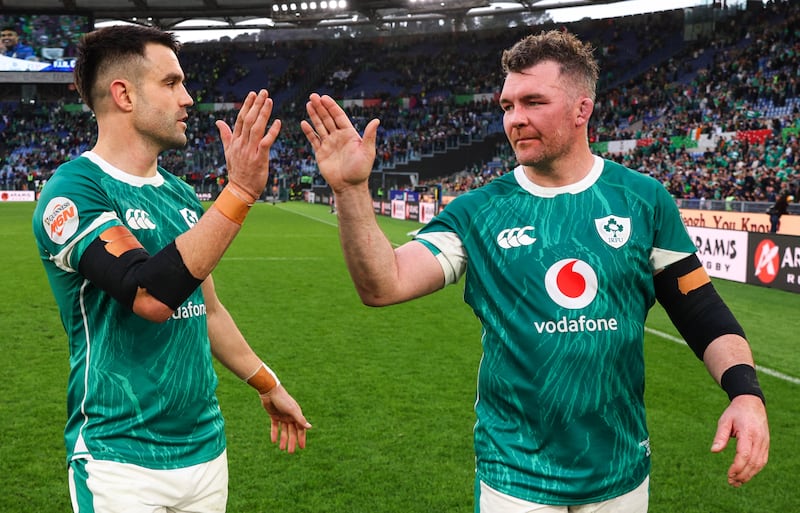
125,209,156,230
496,226,536,249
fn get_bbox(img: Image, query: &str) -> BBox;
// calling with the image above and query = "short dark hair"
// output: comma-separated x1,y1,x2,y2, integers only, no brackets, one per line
501,30,600,101
74,25,180,111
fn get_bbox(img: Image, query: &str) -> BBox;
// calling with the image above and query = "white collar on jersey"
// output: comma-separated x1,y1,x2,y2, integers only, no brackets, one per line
513,155,603,198
82,151,166,188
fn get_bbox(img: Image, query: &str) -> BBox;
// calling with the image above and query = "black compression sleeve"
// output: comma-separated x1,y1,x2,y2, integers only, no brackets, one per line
79,237,150,309
132,241,203,310
654,254,746,360
79,233,203,312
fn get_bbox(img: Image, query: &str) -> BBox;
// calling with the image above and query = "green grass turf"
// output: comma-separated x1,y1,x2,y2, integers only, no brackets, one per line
2,200,797,512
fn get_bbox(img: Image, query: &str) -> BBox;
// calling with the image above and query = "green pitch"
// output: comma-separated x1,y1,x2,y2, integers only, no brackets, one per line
2,200,797,513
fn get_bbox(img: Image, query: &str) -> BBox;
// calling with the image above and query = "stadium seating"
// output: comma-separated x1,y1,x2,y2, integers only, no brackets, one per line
1,1,798,208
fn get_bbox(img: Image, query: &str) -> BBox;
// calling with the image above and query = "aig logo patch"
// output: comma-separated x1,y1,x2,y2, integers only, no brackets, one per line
42,197,79,244
594,215,630,249
544,259,598,309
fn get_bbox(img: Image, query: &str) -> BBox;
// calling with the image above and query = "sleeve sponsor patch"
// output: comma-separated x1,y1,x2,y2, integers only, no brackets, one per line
42,197,80,245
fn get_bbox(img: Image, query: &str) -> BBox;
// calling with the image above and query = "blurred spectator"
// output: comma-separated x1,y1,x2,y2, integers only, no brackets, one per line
1,26,35,60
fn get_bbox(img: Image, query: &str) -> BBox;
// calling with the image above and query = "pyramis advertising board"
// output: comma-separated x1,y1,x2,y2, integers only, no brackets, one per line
684,226,800,294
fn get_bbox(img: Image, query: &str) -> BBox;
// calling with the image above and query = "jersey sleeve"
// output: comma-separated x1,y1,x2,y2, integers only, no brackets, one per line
33,163,122,273
414,198,468,285
650,183,697,272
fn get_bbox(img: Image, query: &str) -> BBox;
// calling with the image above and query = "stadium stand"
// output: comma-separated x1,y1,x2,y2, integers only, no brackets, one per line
1,0,798,213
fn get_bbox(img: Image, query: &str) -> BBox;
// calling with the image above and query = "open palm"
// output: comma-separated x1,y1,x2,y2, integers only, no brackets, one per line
300,93,380,191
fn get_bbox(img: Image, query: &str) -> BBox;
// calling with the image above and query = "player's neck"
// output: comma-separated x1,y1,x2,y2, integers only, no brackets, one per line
522,151,596,188
91,137,159,178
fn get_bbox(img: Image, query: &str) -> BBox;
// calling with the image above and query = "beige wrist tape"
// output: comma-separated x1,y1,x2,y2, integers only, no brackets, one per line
245,362,280,395
213,186,252,225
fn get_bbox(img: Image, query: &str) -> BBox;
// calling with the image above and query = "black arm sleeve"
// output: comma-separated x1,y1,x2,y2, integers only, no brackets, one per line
79,236,150,309
79,237,203,312
653,254,746,360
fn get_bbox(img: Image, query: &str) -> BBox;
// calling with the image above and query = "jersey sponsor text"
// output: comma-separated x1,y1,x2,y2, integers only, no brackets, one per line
533,314,619,334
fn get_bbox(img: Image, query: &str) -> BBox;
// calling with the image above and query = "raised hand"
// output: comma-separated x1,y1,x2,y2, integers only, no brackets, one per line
216,90,282,201
300,93,380,192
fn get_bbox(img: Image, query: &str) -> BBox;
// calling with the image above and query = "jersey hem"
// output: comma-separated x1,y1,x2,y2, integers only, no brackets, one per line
476,471,650,507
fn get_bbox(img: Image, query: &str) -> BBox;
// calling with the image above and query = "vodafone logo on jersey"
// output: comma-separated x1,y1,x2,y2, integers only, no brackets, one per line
544,258,598,309
42,196,79,245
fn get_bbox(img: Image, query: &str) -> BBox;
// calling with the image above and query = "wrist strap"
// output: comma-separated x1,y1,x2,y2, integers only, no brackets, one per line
245,362,280,395
720,364,765,405
213,186,253,225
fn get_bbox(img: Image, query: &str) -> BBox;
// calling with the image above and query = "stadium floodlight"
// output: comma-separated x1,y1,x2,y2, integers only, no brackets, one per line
270,0,357,23
405,0,489,12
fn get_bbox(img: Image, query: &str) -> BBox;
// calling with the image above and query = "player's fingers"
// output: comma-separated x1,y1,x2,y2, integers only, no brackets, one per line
300,120,320,150
362,118,381,148
729,432,769,486
279,422,290,451
320,94,351,131
727,440,751,486
247,91,272,142
305,95,328,137
233,91,257,139
710,418,732,453
314,94,341,135
296,425,307,450
285,423,298,454
270,417,279,444
259,119,282,151
215,120,232,150
240,90,268,144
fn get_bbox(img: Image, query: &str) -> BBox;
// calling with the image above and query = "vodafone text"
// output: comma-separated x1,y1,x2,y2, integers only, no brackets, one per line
534,315,618,334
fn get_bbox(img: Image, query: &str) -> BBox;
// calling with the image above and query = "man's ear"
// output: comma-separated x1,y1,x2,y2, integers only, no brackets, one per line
109,79,134,112
575,97,594,127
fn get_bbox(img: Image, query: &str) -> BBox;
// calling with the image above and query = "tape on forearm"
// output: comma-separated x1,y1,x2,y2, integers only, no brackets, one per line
245,361,281,395
213,186,253,225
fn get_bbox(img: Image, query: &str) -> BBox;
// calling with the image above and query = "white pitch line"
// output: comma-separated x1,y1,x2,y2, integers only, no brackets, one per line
276,205,340,228
645,327,800,385
278,204,403,247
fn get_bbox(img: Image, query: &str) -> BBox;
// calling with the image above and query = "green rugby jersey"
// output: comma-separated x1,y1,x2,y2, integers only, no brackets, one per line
415,156,696,505
32,152,225,469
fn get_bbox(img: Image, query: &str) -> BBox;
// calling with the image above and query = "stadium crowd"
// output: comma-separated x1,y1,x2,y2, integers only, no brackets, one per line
1,0,798,207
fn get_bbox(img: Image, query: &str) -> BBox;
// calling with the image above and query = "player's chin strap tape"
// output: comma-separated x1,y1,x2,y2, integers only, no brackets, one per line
653,254,746,361
80,237,203,312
